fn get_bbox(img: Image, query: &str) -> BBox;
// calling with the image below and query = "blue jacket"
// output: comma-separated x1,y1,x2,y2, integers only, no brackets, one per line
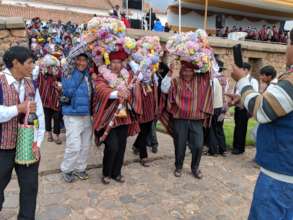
153,21,164,32
256,111,293,176
61,68,91,116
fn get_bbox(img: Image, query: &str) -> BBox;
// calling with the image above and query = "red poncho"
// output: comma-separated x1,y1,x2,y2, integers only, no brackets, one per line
92,73,142,140
160,71,214,135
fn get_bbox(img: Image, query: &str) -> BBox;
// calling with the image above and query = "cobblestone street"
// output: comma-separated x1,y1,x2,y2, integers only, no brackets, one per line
0,133,259,220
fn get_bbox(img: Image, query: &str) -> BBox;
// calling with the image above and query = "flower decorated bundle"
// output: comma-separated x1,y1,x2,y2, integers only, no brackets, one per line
130,36,162,84
39,54,61,76
81,17,136,66
166,29,213,74
98,65,130,92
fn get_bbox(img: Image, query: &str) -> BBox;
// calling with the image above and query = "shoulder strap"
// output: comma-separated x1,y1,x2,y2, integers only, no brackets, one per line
0,75,3,105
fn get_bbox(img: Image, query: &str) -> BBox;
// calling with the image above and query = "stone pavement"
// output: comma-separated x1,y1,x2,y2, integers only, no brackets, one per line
1,132,259,220
39,132,175,174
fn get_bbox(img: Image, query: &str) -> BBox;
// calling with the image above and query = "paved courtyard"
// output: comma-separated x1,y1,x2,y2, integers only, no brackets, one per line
0,132,259,220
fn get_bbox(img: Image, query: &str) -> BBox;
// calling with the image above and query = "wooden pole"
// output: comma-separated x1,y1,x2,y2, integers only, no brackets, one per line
126,0,129,16
142,0,144,30
204,0,208,30
179,0,182,33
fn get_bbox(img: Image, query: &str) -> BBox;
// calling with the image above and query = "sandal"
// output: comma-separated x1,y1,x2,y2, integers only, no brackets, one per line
47,136,53,142
55,139,62,145
140,159,150,167
102,176,111,185
113,175,125,183
192,170,203,179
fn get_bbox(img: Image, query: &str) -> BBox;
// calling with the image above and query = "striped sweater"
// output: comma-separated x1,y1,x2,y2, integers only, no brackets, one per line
237,70,293,124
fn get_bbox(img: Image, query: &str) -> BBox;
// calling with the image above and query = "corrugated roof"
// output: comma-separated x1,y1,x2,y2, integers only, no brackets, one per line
0,4,93,24
31,0,122,10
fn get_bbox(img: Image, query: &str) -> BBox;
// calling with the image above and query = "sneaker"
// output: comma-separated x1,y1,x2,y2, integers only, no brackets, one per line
73,171,89,180
174,169,182,177
63,172,75,183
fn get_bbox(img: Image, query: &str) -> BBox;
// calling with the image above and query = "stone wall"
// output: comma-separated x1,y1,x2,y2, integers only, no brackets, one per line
209,38,287,81
0,17,28,66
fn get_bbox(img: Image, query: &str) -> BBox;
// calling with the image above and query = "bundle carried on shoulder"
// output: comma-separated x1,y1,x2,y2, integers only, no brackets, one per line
166,29,213,74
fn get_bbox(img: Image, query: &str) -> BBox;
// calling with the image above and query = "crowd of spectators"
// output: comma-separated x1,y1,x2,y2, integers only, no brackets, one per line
26,17,84,61
217,25,288,43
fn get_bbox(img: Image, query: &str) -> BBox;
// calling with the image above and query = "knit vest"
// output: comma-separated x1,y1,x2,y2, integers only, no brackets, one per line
0,74,35,150
256,111,293,176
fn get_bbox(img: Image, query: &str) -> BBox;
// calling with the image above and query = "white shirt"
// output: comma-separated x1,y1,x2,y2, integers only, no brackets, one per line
0,69,45,148
213,78,223,109
161,75,172,94
235,74,259,95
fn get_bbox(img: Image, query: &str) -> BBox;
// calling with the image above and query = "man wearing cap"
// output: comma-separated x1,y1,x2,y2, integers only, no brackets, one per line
93,47,141,185
231,29,293,219
60,53,92,183
161,61,213,178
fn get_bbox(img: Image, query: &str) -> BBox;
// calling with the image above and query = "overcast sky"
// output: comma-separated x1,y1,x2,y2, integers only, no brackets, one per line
147,0,174,11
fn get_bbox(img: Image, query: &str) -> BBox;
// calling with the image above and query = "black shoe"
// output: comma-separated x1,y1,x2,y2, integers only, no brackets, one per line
192,169,203,179
132,146,139,155
232,149,244,155
174,169,182,177
151,145,158,154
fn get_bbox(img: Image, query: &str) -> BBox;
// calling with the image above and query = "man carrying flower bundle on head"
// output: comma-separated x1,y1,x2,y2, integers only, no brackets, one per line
130,36,162,167
87,17,140,185
160,31,214,178
93,46,141,184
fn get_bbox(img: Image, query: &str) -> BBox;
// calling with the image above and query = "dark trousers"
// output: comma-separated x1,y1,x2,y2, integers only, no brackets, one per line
233,107,249,152
207,108,227,155
173,119,204,171
44,107,61,135
146,121,158,147
0,150,39,220
103,125,128,178
133,121,153,159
